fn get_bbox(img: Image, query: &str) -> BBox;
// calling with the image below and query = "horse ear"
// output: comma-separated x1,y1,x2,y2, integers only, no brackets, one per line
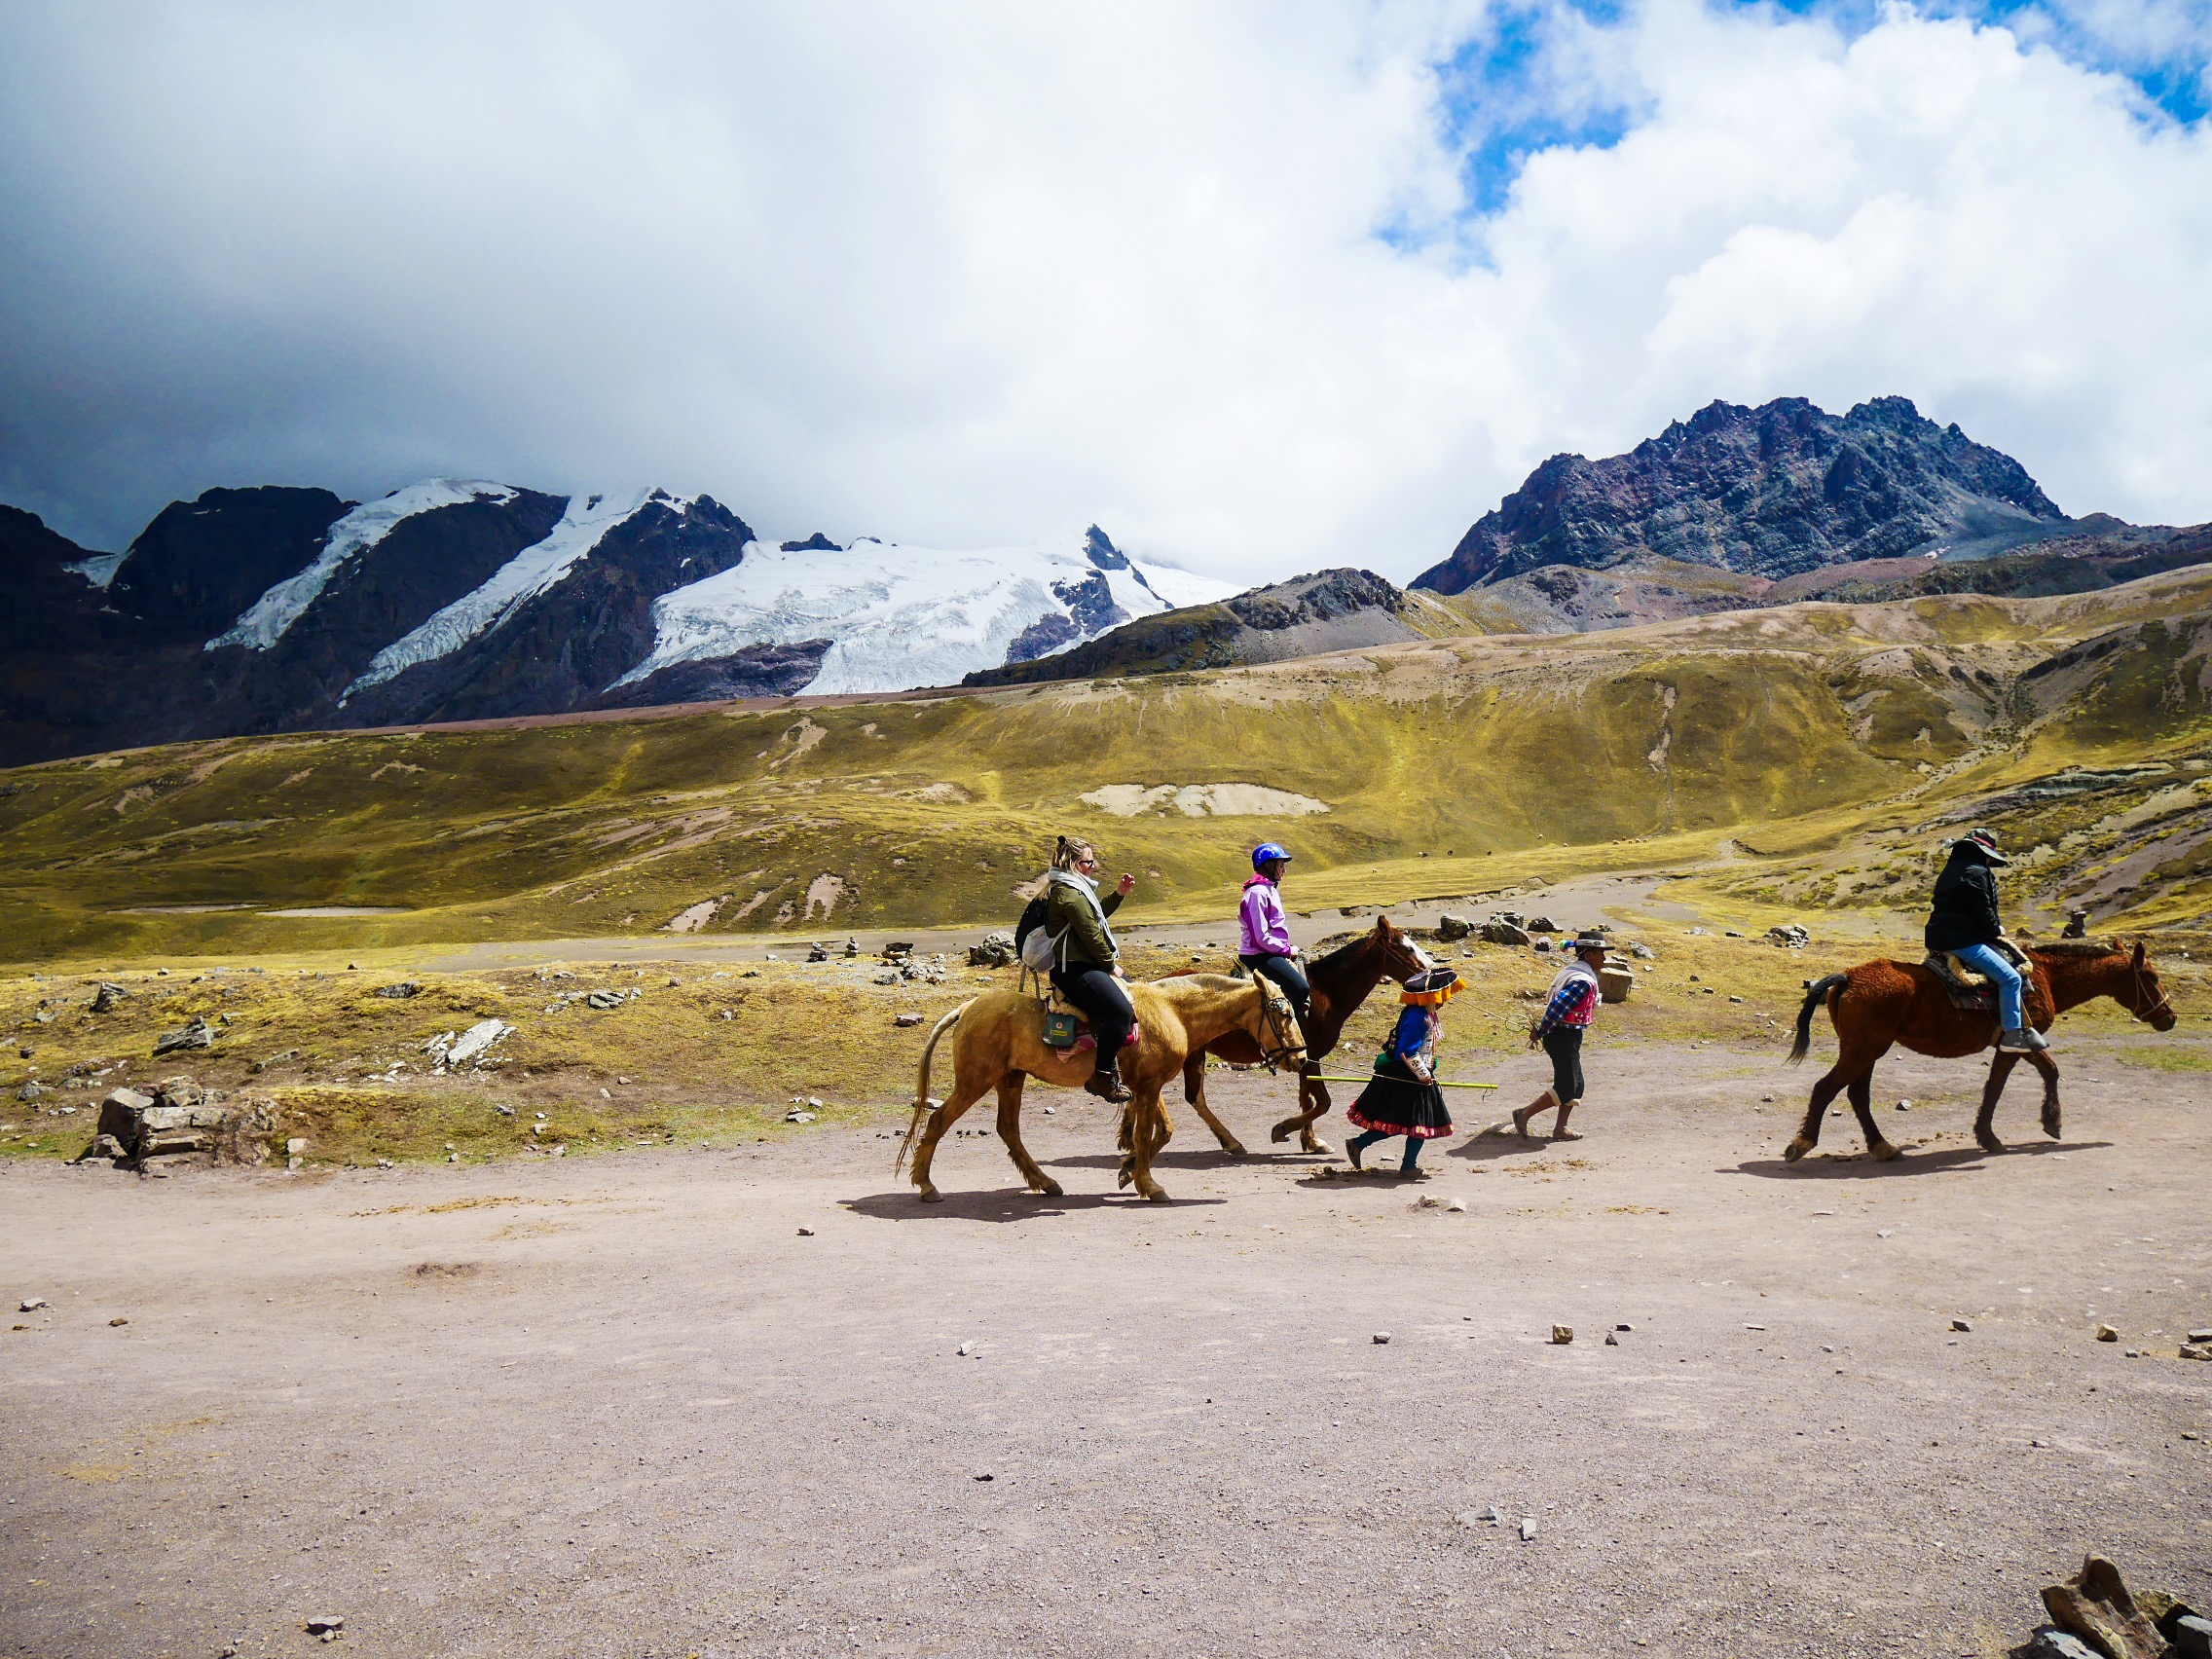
2132,940,2146,969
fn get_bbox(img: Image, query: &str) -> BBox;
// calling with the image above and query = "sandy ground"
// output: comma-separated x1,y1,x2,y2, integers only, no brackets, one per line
4,1035,2208,1659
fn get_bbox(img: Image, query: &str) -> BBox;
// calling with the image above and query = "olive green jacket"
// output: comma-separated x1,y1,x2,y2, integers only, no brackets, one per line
1044,871,1124,969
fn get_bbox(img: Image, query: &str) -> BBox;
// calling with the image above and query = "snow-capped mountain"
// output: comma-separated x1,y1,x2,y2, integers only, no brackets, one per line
616,525,1234,700
0,478,1234,764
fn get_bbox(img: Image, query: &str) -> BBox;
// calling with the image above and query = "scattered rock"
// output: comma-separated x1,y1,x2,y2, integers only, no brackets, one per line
108,1316,128,1327
1629,942,1655,959
286,1137,309,1156
2171,1615,2212,1659
1727,994,1745,1004
895,1013,924,1028
90,982,127,1014
1898,1098,1913,1111
1373,1332,1391,1345
1454,1509,1485,1528
973,1471,993,1482
152,1017,215,1056
1527,915,1559,933
585,989,624,1010
306,1616,344,1636
796,1226,815,1236
18,1081,48,1101
1616,1322,1633,1332
18,1297,47,1311
1446,1198,1466,1213
2096,1324,2120,1343
70,1132,129,1164
2181,1344,2211,1362
1550,1325,1573,1346
1604,1332,1618,1346
956,1342,977,1357
785,1110,816,1124
2190,1328,2212,1344
1480,918,1532,947
1519,1517,1537,1540
1767,923,1811,948
969,932,1017,967
1952,1318,1972,1332
2040,1554,2170,1659
371,982,422,999
872,970,902,986
443,1019,512,1067
1435,912,1472,940
2026,1633,2101,1659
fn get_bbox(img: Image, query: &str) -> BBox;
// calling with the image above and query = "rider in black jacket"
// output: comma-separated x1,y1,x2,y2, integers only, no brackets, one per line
1926,827,2046,1051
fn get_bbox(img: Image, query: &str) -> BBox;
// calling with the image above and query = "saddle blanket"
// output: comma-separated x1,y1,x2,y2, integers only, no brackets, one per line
1922,952,1998,1011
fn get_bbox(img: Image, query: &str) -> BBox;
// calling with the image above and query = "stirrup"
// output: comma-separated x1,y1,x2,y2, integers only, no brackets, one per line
1997,1026,2048,1052
1085,1072,1132,1103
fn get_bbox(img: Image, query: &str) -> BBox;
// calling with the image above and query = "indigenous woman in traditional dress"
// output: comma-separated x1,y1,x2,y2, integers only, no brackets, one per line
1345,966,1460,1176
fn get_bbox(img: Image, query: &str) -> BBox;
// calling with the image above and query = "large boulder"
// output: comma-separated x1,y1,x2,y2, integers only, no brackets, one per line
1435,913,1473,941
1481,918,1532,947
88,1082,274,1166
969,931,1017,968
1767,924,1811,948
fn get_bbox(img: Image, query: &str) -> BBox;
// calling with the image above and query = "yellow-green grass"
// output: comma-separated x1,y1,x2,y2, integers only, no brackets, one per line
4,571,2211,978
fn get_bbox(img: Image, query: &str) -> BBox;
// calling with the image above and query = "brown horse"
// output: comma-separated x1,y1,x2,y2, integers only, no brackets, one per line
898,973,1306,1203
1170,917,1430,1157
1784,940,2176,1161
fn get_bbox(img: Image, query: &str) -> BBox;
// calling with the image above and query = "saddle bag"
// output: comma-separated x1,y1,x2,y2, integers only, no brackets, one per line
1042,1010,1080,1050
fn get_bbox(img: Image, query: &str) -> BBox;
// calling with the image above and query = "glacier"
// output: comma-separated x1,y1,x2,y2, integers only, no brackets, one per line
206,478,517,651
342,487,674,700
613,532,1238,697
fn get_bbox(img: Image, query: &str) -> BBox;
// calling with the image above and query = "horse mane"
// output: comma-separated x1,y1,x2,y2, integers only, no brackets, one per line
1309,927,1385,975
2031,939,2127,958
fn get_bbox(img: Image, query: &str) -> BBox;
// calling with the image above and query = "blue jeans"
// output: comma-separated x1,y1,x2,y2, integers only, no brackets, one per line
1953,942,2025,1030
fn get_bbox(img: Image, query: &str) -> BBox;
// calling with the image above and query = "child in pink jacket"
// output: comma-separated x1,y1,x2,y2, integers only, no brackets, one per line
1237,843,1309,1022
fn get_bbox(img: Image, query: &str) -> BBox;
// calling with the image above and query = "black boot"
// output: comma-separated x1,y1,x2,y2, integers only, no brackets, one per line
1085,1061,1133,1103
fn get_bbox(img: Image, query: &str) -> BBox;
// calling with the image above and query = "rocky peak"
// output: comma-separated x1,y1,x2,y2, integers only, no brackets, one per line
1416,395,2069,593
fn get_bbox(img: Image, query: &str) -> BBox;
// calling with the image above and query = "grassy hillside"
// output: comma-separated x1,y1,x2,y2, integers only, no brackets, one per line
5,568,2212,968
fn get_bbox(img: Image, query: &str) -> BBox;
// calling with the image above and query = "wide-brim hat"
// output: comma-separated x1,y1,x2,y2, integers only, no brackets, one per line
1570,934,1609,955
1959,827,2009,866
1401,966,1462,1007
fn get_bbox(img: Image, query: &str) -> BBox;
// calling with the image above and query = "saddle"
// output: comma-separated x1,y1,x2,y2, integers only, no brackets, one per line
1026,976,1140,1052
1921,940,2027,1012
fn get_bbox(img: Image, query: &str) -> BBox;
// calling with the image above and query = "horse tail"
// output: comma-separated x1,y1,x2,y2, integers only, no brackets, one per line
1788,974,1847,1065
896,1003,967,1177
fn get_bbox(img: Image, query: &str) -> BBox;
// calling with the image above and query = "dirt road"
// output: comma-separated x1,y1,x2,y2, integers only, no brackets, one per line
4,1038,2208,1657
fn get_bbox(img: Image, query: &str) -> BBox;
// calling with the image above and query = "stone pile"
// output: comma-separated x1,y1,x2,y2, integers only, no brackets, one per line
969,931,1017,967
78,1079,276,1169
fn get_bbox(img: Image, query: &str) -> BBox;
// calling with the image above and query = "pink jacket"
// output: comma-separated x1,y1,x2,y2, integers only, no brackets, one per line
1238,874,1294,956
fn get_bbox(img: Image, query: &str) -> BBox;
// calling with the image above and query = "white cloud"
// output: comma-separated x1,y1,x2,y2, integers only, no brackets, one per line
0,0,2207,580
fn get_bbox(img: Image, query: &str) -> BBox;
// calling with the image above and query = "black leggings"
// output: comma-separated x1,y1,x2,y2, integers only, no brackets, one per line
1542,1026,1585,1102
1239,952,1310,1020
1051,965,1135,1075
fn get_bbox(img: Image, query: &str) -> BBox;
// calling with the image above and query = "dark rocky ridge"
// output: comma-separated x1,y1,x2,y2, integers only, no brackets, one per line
964,569,1418,687
0,485,759,765
1416,395,2068,594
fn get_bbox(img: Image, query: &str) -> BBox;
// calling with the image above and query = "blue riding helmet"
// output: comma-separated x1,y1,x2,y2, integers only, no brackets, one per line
1252,842,1292,872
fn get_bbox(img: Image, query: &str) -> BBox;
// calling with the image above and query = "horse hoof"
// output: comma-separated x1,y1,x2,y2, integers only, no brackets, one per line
1976,1134,2005,1155
1305,1137,1334,1156
1116,1163,1135,1191
1141,1186,1171,1203
918,1187,942,1203
1269,1122,1295,1145
1222,1142,1249,1159
1783,1136,1813,1163
2042,1113,2062,1140
1038,1180,1064,1198
1869,1142,1901,1162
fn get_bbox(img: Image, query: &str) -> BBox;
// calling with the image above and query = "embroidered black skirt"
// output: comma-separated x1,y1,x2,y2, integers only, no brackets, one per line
1346,1057,1453,1139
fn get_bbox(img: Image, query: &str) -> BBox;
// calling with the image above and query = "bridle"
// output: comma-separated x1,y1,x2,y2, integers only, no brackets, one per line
1251,980,1306,1074
2130,958,2175,1025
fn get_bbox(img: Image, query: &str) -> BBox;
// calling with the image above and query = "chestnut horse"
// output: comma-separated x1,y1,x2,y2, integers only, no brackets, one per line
1172,917,1430,1157
1784,940,2176,1161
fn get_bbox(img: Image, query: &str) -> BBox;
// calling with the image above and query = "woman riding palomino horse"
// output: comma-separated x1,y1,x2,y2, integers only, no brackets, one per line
1238,843,1310,1025
1042,836,1140,1102
1927,828,2046,1053
1786,935,2176,1162
899,971,1307,1203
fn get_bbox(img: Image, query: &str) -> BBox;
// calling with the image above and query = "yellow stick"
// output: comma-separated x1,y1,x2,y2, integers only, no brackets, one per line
1307,1075,1498,1088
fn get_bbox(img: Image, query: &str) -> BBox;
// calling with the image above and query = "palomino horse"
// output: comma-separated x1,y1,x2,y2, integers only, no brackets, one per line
1173,917,1430,1156
1784,939,2176,1161
899,974,1306,1203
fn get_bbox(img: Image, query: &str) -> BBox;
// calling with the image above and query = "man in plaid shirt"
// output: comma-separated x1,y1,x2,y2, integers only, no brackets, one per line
1512,934,1607,1141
